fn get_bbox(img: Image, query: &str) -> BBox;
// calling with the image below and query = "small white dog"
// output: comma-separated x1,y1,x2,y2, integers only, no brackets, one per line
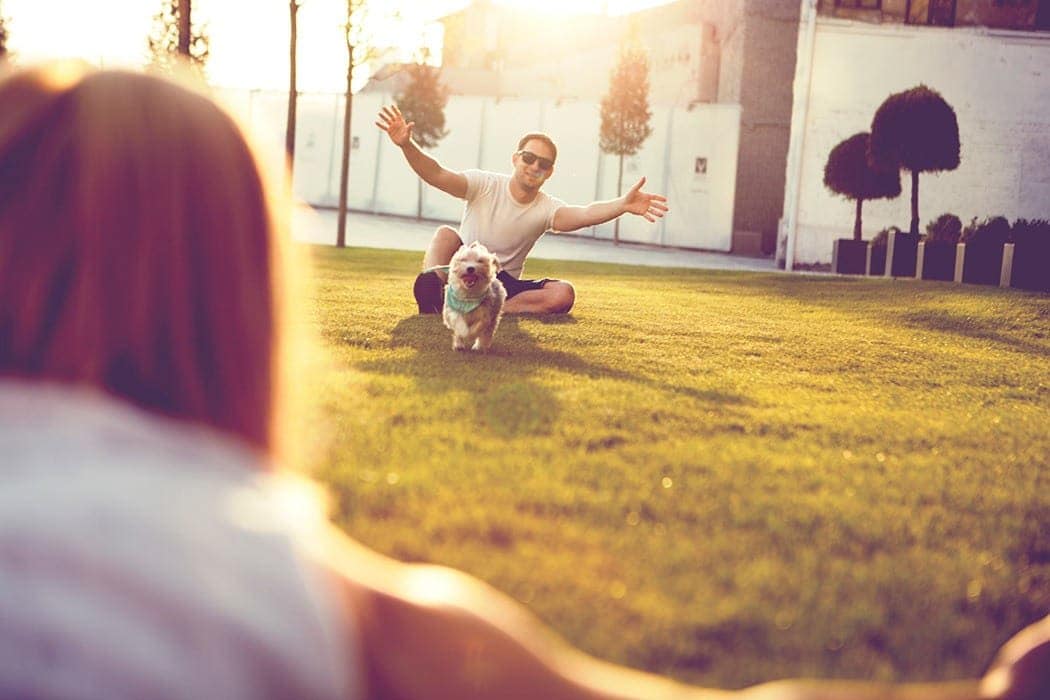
442,242,506,352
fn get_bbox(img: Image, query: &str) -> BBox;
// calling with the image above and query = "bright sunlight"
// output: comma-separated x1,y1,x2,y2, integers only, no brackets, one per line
5,0,676,91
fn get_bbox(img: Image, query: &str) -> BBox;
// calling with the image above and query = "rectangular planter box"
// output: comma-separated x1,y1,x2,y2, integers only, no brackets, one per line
957,241,1006,286
833,239,868,275
885,230,919,278
1010,238,1050,292
918,241,958,282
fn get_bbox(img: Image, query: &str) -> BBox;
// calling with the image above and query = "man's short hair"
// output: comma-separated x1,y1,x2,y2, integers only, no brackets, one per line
517,133,557,162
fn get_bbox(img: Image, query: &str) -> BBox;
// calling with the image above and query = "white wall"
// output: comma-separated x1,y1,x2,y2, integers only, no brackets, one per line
219,89,742,252
593,104,741,250
782,20,1050,265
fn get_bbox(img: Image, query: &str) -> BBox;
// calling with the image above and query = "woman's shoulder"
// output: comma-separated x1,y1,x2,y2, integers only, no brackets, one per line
0,380,363,700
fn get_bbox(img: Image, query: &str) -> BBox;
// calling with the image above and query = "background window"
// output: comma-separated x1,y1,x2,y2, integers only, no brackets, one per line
907,0,957,25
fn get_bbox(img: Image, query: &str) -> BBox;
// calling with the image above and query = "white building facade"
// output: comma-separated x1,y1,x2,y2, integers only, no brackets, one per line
780,1,1050,268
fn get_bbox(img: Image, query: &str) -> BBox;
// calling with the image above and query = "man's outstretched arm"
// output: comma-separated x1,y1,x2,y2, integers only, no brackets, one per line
376,104,468,199
552,176,668,232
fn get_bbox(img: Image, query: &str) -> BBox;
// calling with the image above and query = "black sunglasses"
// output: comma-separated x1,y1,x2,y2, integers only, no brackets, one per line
517,150,554,171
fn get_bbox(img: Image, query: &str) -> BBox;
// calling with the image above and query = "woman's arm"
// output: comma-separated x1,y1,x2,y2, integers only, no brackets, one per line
310,522,1035,700
312,523,729,700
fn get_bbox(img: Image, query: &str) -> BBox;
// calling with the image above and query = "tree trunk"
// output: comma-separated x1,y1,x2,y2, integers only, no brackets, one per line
854,198,863,241
0,1,9,60
910,169,920,236
613,152,624,245
177,0,191,57
285,0,299,192
336,35,354,248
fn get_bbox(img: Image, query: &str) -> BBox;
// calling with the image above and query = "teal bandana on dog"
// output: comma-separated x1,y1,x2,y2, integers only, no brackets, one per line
445,285,484,314
426,264,486,314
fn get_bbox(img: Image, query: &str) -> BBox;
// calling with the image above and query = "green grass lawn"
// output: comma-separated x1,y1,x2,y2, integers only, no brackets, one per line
301,244,1049,690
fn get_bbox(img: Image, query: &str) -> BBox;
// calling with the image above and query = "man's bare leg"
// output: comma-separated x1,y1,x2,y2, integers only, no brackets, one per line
423,226,463,283
504,281,575,314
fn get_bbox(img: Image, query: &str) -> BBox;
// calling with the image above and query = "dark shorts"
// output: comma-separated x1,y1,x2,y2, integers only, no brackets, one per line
497,270,549,299
413,269,550,314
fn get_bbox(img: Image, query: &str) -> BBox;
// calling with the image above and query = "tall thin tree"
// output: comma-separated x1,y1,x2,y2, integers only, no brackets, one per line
148,0,209,74
336,0,375,248
395,54,449,219
599,41,652,244
0,2,9,62
177,0,190,56
286,0,301,192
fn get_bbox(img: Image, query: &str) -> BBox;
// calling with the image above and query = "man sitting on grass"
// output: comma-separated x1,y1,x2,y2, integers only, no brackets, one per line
376,104,669,315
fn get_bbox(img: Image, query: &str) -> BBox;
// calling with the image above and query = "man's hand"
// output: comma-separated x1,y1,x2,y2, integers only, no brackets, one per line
551,176,669,232
376,104,413,147
622,177,669,222
375,104,468,199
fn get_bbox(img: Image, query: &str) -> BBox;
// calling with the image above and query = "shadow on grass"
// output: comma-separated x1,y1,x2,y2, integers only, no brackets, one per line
354,314,750,436
754,276,1049,357
901,309,1050,358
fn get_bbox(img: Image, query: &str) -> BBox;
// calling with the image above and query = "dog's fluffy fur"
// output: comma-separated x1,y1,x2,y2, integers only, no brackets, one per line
443,242,506,352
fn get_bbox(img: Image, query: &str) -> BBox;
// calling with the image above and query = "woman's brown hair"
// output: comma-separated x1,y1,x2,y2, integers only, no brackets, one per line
0,62,292,457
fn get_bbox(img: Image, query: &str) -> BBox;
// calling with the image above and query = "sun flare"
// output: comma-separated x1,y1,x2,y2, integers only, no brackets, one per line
5,0,676,91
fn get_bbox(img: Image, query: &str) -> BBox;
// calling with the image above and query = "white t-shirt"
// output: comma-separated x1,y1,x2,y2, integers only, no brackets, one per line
457,169,566,279
0,381,363,700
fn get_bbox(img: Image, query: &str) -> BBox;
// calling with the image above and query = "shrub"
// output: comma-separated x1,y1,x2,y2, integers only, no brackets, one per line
961,216,1010,246
924,213,962,244
1009,219,1050,292
1010,219,1050,246
871,226,900,248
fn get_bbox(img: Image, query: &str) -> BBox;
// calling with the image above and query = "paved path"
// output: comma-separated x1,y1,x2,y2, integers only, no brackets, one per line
294,207,780,273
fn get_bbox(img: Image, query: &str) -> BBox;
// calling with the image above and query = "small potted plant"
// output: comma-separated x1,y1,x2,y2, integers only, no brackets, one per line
919,213,961,282
824,132,901,275
1009,219,1050,292
958,216,1010,286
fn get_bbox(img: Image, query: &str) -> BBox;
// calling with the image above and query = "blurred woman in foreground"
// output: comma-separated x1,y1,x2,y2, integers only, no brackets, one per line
0,61,1044,700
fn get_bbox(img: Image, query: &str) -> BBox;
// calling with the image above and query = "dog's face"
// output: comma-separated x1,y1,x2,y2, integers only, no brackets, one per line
449,242,499,295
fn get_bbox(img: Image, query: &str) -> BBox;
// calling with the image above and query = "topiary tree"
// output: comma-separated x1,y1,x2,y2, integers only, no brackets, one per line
869,84,960,236
823,132,901,240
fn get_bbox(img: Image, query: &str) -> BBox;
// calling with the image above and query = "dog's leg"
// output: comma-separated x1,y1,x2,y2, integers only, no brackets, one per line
468,321,492,352
476,316,495,352
447,314,470,351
